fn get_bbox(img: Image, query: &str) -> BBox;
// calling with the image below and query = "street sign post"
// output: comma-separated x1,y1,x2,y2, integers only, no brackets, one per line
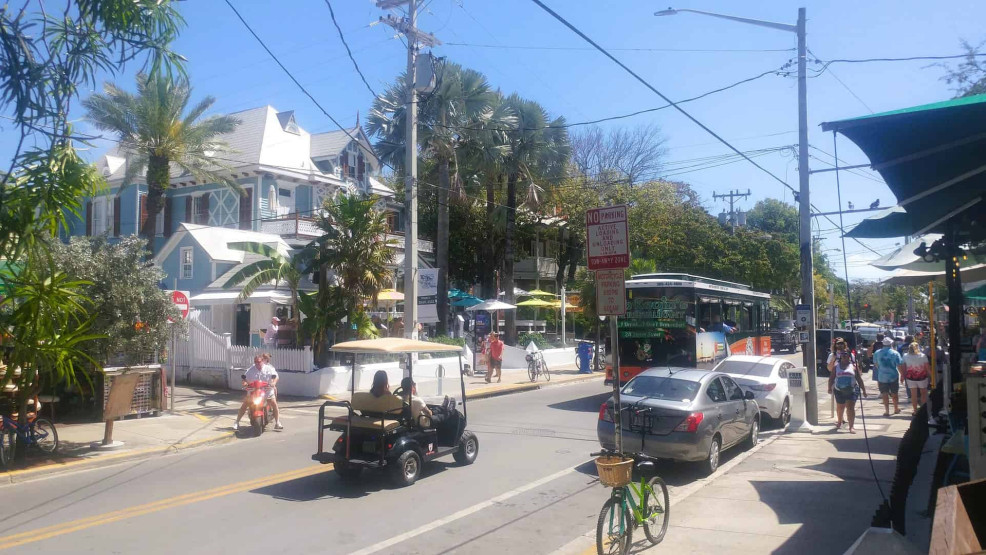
586,205,629,271
795,304,811,328
168,290,190,413
587,205,630,454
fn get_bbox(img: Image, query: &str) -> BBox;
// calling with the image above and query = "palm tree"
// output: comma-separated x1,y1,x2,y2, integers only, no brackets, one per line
367,63,498,336
309,194,396,345
83,73,241,255
222,242,307,345
500,95,570,345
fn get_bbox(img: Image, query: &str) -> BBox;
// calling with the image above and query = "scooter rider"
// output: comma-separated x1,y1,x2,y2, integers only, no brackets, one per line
234,355,282,430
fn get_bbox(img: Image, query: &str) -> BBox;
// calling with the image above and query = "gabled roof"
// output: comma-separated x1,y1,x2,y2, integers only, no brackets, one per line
154,223,291,266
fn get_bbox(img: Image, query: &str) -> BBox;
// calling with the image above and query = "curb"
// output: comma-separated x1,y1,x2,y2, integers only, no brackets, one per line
0,431,236,485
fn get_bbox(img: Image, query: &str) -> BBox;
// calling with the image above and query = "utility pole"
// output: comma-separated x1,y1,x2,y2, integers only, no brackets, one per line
795,8,818,425
713,188,751,234
378,0,439,340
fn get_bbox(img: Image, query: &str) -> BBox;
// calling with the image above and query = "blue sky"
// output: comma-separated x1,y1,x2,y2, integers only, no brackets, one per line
6,0,984,281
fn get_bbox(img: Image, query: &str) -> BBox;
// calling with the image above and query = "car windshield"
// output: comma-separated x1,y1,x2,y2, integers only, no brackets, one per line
714,359,774,378
771,320,794,329
622,375,700,401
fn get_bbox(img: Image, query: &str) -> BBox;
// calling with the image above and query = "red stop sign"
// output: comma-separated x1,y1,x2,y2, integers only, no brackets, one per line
172,290,189,319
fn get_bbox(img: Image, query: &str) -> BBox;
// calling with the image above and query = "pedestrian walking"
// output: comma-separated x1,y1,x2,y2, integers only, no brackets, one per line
901,342,930,414
873,337,903,416
828,349,867,433
486,332,503,384
264,317,279,348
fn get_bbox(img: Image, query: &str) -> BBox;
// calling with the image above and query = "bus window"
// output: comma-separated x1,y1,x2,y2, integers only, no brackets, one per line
696,296,723,332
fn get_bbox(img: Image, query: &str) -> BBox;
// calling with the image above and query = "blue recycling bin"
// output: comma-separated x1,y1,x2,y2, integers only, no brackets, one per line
577,341,594,374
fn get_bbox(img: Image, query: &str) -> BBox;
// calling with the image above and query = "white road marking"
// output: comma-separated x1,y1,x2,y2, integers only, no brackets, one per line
349,463,585,555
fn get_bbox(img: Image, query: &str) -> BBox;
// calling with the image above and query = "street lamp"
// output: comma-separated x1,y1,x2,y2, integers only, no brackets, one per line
655,7,818,425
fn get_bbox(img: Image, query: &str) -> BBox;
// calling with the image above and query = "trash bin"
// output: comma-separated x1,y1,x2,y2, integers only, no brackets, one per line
577,341,594,374
99,365,165,420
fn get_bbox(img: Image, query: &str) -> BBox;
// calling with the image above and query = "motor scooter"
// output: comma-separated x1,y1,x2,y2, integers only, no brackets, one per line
244,379,274,437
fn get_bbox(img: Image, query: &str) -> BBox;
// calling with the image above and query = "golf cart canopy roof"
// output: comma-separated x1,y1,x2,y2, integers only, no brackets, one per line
330,337,463,354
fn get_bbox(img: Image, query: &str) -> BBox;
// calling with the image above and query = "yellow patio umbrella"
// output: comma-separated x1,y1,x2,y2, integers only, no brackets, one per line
525,289,556,297
375,289,405,303
516,298,555,308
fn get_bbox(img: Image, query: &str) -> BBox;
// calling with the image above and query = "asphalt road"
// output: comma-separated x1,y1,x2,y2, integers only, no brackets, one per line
0,357,802,555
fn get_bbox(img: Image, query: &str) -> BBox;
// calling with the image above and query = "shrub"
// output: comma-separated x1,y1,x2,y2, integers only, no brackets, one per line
517,332,548,350
428,335,465,347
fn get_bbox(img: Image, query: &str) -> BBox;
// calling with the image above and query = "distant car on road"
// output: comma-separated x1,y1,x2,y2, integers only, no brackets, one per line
768,319,799,354
597,368,759,475
712,355,793,427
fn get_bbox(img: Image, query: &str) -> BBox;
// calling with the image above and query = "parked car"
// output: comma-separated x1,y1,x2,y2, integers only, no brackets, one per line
597,368,759,475
712,355,793,427
816,329,865,376
768,319,799,354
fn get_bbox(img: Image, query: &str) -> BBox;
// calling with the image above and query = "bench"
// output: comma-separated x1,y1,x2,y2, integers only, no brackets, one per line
331,392,406,432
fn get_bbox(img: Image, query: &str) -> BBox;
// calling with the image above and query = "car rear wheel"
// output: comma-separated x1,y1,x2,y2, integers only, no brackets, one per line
704,435,721,475
779,399,791,427
391,449,422,487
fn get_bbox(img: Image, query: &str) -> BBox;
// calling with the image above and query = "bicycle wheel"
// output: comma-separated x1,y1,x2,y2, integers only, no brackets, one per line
32,418,58,454
576,353,584,372
528,360,538,382
542,360,550,381
641,476,670,544
0,430,13,468
596,496,632,555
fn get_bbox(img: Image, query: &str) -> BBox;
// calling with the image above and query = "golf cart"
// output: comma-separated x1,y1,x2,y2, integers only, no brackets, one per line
312,338,479,487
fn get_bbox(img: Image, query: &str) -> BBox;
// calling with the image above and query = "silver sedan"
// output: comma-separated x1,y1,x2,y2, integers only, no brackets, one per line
597,368,760,475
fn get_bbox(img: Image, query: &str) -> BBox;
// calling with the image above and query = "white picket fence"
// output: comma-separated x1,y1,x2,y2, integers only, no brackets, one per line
229,345,313,373
173,314,313,391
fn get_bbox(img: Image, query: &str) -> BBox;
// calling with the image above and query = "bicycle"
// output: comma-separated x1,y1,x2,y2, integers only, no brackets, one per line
592,405,670,555
526,351,550,383
0,413,59,468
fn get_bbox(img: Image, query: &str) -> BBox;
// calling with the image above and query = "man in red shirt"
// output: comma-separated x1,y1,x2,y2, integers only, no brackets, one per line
487,332,504,383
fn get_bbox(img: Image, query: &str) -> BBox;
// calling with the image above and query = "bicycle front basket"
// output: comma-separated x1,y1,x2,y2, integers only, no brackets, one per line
595,455,633,487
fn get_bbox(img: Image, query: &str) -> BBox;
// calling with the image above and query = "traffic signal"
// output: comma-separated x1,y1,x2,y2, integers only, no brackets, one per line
863,303,870,309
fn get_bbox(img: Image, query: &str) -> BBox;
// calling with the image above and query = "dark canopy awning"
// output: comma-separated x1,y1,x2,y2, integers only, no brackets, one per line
821,94,986,239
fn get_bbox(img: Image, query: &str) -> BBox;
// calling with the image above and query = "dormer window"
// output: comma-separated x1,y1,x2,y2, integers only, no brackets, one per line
277,110,301,135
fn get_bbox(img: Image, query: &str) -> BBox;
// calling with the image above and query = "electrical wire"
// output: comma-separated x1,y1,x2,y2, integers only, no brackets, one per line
324,0,378,97
834,129,888,504
808,48,873,114
444,41,796,53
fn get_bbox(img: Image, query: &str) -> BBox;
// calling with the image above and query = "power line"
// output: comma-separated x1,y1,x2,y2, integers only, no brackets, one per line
808,48,873,114
444,41,796,53
324,0,378,97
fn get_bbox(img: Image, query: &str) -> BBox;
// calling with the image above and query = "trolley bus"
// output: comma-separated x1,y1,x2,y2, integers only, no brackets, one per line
606,273,772,385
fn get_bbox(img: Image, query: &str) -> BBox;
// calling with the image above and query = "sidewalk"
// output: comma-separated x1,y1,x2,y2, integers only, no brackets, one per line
634,391,928,554
2,364,602,483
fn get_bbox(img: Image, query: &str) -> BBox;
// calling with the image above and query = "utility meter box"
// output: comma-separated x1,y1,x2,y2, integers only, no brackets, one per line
786,366,812,433
787,367,810,393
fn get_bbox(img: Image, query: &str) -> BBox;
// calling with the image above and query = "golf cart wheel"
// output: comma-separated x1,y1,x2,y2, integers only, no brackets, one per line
453,430,479,465
391,450,422,487
334,455,363,481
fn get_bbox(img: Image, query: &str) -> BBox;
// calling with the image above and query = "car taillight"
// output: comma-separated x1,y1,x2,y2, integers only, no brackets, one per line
674,412,704,433
598,403,613,423
751,383,777,392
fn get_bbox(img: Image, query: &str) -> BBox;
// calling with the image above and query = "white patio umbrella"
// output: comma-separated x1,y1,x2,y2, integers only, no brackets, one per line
871,234,986,272
464,299,517,312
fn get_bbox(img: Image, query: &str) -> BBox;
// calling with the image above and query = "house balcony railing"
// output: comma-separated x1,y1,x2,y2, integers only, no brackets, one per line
259,215,433,253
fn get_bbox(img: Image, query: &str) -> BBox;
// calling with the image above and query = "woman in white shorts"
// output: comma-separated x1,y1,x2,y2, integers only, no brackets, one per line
900,342,930,413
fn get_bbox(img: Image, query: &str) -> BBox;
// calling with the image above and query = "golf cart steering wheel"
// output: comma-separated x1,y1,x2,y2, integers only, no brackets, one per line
393,386,405,398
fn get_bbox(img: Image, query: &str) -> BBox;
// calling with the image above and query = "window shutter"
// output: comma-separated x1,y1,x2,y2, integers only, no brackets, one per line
112,197,121,236
357,153,365,181
198,193,210,225
341,156,348,178
239,188,253,230
163,197,173,237
139,194,149,234
85,201,93,236
184,196,193,223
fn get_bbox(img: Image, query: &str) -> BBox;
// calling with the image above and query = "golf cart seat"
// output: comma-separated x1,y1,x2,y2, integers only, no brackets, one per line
331,392,406,432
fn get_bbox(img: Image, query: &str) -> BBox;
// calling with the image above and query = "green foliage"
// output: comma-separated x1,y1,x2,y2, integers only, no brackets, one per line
428,335,466,347
517,332,549,350
83,72,241,252
49,236,182,365
746,198,799,237
938,40,986,98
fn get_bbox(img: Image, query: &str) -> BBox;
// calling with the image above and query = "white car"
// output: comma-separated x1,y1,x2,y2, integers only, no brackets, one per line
711,355,795,426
